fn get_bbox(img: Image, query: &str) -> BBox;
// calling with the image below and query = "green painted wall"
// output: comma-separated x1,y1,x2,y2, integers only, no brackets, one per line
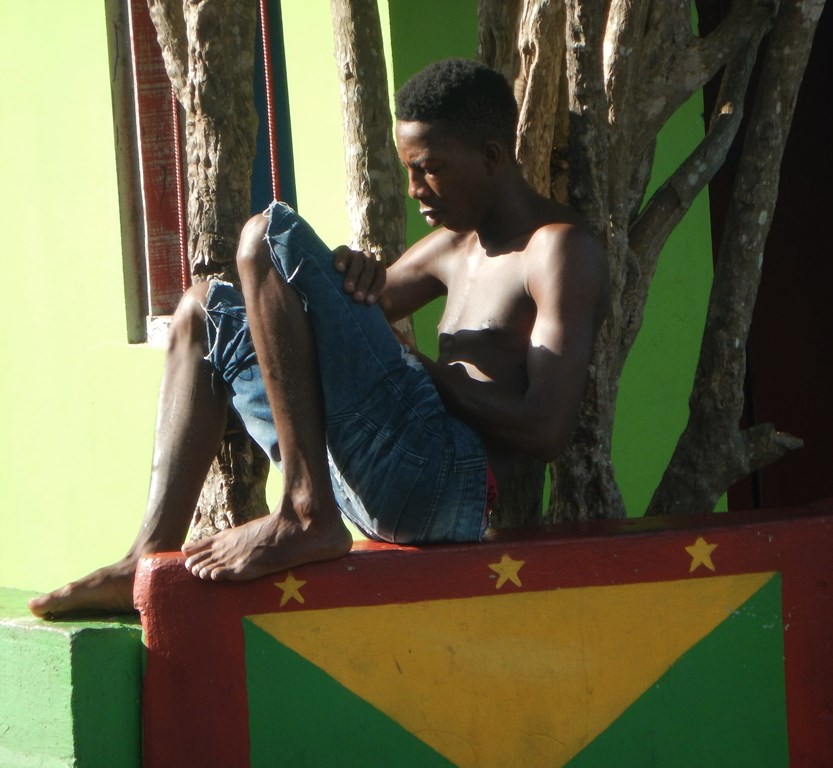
0,1,714,593
613,95,716,515
0,588,142,767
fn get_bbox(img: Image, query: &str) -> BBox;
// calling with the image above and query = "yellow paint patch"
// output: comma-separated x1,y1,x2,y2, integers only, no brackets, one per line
249,572,773,767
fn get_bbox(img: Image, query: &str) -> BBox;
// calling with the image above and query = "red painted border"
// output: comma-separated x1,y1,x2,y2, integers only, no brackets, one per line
136,501,833,767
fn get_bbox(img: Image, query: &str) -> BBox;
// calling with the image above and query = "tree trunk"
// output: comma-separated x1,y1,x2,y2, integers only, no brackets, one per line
330,0,412,337
647,0,821,516
330,0,406,264
474,0,556,527
147,0,269,537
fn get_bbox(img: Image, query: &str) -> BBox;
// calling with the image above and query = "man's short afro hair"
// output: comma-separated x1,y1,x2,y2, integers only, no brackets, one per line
394,59,517,151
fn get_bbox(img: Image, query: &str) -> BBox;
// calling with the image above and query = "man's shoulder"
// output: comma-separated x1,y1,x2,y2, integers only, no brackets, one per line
523,213,609,306
399,227,472,275
402,227,463,259
526,213,605,267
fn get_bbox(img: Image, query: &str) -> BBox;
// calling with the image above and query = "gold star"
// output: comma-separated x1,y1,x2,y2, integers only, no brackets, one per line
488,554,525,589
685,537,718,573
275,571,307,607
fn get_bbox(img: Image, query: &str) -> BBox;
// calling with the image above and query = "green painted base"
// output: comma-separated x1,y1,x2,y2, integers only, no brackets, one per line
0,588,143,768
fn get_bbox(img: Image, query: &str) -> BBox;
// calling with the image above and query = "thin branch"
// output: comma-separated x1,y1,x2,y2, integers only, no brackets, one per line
630,0,777,160
565,0,609,235
330,0,405,264
742,423,804,476
647,0,824,516
515,0,566,195
629,39,760,266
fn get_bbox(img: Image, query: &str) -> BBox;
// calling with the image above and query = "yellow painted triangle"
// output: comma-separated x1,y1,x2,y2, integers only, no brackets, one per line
249,572,773,767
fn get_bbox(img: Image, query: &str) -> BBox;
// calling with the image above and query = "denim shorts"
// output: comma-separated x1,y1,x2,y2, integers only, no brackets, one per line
203,200,488,544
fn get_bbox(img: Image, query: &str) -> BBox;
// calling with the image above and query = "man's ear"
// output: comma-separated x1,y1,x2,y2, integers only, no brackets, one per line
481,139,505,172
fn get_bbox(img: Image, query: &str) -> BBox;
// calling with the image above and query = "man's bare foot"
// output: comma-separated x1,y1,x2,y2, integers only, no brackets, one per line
28,558,138,619
182,507,353,582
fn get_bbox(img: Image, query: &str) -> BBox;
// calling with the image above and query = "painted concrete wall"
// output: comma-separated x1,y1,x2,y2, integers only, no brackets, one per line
136,506,833,766
0,0,714,592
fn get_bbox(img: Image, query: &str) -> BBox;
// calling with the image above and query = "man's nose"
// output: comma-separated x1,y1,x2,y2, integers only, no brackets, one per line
407,170,427,200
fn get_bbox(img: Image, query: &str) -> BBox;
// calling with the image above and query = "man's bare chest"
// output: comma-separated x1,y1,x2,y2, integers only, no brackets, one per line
438,258,535,338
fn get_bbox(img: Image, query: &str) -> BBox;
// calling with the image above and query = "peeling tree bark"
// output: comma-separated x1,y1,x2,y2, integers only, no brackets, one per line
147,0,269,538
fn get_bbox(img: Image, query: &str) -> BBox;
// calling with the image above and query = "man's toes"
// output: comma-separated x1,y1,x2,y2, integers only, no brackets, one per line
210,566,234,581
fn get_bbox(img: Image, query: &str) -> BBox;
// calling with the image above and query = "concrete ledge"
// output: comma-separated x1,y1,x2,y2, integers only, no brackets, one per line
136,502,833,767
0,588,143,768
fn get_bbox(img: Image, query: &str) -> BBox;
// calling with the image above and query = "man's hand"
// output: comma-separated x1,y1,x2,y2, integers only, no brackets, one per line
332,245,386,304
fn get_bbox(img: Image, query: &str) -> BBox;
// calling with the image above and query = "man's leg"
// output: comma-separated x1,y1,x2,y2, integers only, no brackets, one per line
181,214,352,581
29,284,228,617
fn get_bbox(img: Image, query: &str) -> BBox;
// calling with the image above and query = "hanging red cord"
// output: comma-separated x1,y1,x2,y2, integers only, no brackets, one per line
170,85,190,291
259,0,282,202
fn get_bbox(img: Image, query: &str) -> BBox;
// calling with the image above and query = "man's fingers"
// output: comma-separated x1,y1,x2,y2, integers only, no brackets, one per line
343,251,366,295
332,245,351,273
365,256,386,303
332,246,385,303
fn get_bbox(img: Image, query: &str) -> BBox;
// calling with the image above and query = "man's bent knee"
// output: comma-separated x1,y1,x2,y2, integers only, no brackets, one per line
168,283,211,353
236,213,271,277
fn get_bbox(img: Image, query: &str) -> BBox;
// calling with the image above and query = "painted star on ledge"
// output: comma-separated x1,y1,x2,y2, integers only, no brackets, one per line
488,554,525,589
275,571,307,607
685,537,718,573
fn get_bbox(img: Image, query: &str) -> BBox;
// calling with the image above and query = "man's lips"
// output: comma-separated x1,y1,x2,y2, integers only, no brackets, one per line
419,207,443,224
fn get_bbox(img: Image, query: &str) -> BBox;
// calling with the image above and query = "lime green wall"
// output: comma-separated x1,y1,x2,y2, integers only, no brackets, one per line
281,4,350,245
0,1,714,591
0,0,165,591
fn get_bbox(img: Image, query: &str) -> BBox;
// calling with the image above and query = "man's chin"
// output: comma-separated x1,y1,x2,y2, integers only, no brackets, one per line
421,211,443,228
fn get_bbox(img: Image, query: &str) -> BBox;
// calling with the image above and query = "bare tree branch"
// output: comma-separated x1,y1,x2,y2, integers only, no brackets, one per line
515,0,566,195
565,0,610,235
647,0,824,515
330,0,405,265
628,39,761,289
148,0,267,537
477,0,523,82
630,0,777,161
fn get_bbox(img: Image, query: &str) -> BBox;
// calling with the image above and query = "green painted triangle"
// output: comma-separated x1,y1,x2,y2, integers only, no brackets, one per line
243,619,454,768
566,573,788,767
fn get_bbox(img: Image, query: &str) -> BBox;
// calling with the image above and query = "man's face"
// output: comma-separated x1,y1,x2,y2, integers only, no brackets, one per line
395,120,492,233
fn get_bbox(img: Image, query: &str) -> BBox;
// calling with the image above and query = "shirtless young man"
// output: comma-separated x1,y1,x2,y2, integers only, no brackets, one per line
29,59,609,618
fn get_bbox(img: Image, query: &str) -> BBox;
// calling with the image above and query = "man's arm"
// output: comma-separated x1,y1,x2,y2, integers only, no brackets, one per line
417,226,609,462
380,228,459,320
